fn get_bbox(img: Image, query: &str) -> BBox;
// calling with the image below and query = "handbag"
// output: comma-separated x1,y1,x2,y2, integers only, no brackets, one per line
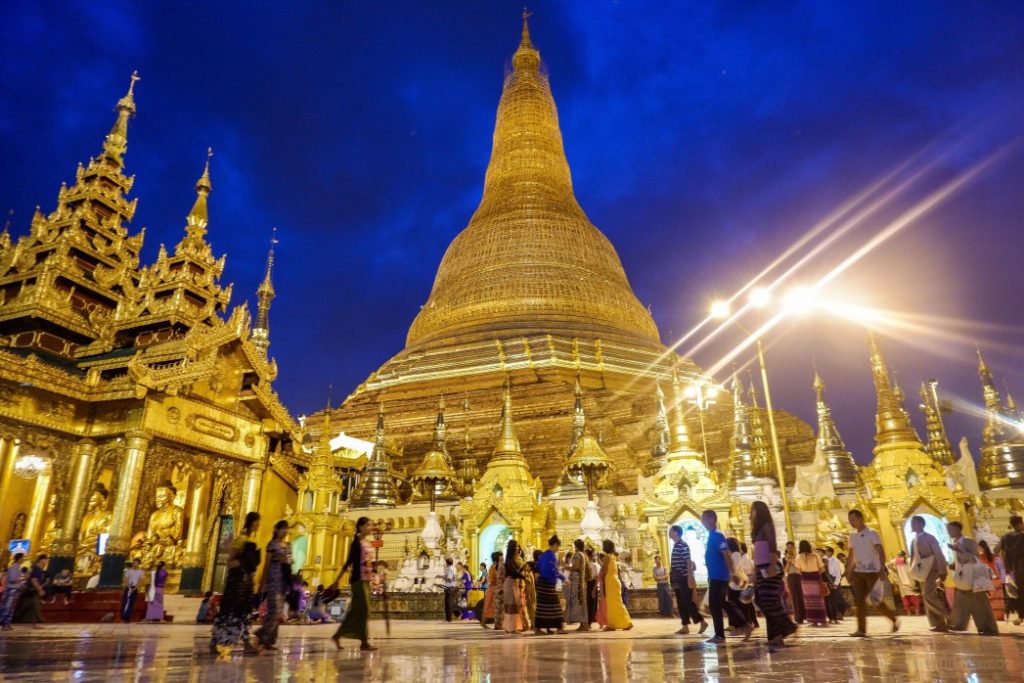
909,552,934,582
952,563,974,592
867,577,884,606
972,564,994,593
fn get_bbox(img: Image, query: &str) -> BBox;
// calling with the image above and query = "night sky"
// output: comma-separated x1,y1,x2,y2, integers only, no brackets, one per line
2,2,1022,464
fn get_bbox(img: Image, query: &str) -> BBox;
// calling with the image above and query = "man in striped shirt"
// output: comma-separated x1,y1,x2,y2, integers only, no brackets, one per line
669,525,708,635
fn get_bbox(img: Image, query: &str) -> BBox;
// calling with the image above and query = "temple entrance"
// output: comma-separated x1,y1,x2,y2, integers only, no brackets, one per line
667,516,709,585
479,522,509,563
902,513,953,564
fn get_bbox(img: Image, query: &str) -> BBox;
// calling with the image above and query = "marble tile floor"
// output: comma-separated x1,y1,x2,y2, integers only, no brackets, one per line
0,616,1021,682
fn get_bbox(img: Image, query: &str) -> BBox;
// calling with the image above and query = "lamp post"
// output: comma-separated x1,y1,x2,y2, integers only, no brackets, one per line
684,379,719,470
710,291,795,540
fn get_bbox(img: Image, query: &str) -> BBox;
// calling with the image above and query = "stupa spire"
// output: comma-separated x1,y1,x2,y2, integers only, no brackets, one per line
102,71,140,165
567,372,586,456
919,381,954,467
186,149,213,235
748,379,773,479
728,377,758,486
974,347,1024,489
867,333,921,448
648,379,670,474
404,14,659,348
252,227,277,356
349,402,398,507
668,369,695,455
813,369,860,490
492,377,525,462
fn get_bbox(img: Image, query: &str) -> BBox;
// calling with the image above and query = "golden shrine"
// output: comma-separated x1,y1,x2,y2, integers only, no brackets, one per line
0,73,302,593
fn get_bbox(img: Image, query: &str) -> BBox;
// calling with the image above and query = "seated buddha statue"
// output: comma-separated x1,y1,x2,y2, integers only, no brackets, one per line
75,484,111,575
134,481,186,567
815,510,846,551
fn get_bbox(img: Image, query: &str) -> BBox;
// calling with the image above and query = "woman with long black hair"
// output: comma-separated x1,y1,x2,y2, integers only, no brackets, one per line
210,512,262,659
332,516,376,651
502,539,525,634
749,501,797,649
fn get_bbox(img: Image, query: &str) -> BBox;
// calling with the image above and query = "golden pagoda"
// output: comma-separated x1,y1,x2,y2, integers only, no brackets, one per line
0,73,300,594
812,370,861,492
349,404,398,508
864,334,959,553
323,14,817,512
976,348,1024,490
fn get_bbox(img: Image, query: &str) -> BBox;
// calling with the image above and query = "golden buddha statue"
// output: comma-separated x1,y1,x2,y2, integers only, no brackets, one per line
75,484,111,575
133,481,186,567
815,510,846,551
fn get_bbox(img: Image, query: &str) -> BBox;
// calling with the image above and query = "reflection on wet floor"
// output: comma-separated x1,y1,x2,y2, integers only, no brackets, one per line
0,616,1022,681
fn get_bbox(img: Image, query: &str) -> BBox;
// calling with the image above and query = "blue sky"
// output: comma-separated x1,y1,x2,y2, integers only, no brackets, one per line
2,1,1022,462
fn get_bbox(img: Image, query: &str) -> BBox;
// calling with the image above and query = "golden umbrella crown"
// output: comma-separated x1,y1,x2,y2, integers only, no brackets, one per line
411,448,456,486
564,433,613,481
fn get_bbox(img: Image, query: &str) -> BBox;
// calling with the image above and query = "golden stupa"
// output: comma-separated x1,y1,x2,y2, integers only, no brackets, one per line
322,16,816,495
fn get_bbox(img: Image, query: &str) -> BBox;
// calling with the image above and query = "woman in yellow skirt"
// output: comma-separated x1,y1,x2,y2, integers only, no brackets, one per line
597,539,632,631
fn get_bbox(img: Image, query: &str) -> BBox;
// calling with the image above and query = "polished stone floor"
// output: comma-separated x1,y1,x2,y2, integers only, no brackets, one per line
0,616,1021,682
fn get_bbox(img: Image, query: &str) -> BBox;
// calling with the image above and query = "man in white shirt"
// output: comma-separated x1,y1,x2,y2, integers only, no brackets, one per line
909,515,950,631
846,509,900,637
824,547,846,622
121,559,144,623
440,557,458,622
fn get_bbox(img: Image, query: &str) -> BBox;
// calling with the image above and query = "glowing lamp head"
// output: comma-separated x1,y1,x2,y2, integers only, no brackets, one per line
749,287,771,308
783,287,818,315
709,301,731,320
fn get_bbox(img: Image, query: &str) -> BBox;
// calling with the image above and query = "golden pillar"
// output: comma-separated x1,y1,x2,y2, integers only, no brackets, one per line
50,439,97,573
0,438,16,549
24,464,53,557
873,502,903,558
100,430,149,587
242,462,265,515
180,471,211,592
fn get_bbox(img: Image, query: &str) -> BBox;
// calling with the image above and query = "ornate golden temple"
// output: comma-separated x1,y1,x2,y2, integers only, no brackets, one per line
0,73,301,592
2,17,1022,598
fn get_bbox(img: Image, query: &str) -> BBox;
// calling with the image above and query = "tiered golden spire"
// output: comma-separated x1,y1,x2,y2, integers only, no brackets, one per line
491,377,525,464
747,380,773,479
252,228,277,356
812,369,861,491
919,381,954,467
647,380,671,474
411,398,457,508
404,12,659,348
454,398,478,497
867,333,922,448
186,148,213,234
563,371,613,500
102,71,140,165
728,378,758,486
667,369,696,457
567,372,586,457
349,403,398,507
976,347,1024,489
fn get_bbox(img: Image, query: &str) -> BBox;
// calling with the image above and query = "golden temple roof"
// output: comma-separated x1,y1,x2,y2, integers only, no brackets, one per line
404,15,660,349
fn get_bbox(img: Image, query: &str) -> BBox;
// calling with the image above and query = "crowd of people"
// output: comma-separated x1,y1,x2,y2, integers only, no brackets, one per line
1,509,1021,658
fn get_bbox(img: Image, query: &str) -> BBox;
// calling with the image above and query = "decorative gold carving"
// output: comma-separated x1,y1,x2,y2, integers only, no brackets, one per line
186,414,236,441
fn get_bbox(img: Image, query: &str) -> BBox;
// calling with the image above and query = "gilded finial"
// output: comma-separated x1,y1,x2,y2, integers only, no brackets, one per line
103,71,140,163
513,7,540,71
186,149,213,230
118,71,141,114
196,147,213,194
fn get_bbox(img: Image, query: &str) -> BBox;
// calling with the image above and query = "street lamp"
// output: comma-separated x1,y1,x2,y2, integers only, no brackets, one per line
710,294,795,540
684,379,719,470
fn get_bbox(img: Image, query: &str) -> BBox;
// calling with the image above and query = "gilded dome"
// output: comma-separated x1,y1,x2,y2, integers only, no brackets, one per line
405,20,660,349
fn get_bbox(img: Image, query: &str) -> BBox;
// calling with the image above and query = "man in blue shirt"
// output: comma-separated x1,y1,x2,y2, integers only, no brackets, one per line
702,509,751,643
669,525,708,635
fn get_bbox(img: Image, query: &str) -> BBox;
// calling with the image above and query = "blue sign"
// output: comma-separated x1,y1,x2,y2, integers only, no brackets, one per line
7,539,29,556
